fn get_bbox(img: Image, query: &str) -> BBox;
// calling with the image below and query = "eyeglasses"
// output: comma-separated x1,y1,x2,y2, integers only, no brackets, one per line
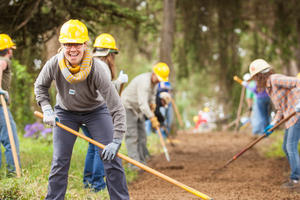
63,43,84,50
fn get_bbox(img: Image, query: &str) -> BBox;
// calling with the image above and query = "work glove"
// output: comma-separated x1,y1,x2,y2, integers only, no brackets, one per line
101,138,122,161
42,105,58,127
264,123,274,136
242,81,248,87
296,100,300,112
117,70,128,84
0,89,9,103
150,116,160,129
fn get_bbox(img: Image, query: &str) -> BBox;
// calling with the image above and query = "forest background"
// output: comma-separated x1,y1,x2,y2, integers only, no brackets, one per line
1,0,300,131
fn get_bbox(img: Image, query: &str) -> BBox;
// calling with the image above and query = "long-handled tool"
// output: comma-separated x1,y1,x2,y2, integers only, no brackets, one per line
171,98,184,127
162,125,176,147
156,126,170,161
233,76,246,133
0,93,21,177
233,75,243,85
34,111,213,200
219,111,296,170
119,83,125,96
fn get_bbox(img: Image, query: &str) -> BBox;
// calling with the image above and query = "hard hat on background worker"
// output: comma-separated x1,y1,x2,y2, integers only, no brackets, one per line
58,19,89,44
153,62,170,82
0,34,16,50
204,107,210,112
243,73,251,81
193,115,199,123
249,59,272,79
93,33,118,57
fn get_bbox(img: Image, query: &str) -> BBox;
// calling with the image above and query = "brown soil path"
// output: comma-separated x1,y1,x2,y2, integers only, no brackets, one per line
128,132,300,200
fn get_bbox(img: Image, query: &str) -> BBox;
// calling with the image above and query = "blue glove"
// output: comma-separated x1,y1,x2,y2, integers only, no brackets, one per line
42,105,59,126
101,138,122,161
264,124,274,136
0,89,9,103
296,100,300,112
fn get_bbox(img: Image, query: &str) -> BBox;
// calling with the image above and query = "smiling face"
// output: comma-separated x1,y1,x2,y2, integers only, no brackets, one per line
63,43,87,65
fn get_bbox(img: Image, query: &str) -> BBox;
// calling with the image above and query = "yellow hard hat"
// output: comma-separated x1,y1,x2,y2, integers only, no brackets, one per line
59,19,89,44
0,34,16,50
249,59,272,79
297,73,300,79
204,107,210,112
93,33,118,51
193,116,199,123
153,62,170,82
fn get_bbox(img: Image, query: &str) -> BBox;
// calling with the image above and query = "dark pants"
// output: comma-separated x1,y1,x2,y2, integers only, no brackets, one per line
45,105,129,200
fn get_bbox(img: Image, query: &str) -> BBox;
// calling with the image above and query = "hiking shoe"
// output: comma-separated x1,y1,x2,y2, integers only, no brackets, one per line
281,179,300,189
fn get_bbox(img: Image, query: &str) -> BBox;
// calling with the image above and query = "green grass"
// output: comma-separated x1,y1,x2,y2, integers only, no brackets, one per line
0,132,161,199
264,129,300,158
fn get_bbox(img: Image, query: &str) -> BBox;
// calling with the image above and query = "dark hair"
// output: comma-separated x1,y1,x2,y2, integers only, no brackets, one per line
0,49,8,56
253,69,274,92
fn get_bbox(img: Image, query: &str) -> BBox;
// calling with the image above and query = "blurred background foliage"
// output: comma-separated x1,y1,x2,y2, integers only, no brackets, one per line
1,0,300,132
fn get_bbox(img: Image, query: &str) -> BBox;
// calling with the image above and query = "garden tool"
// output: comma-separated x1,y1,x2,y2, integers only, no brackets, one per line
0,92,21,177
162,125,176,147
156,126,171,161
171,98,184,127
218,111,296,171
34,111,213,200
233,76,246,133
119,83,125,96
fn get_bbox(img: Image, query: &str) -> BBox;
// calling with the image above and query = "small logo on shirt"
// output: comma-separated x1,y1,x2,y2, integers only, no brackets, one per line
69,89,75,95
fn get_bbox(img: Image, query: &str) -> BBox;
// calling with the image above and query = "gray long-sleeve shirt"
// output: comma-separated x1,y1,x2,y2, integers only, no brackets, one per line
121,72,157,119
34,53,126,140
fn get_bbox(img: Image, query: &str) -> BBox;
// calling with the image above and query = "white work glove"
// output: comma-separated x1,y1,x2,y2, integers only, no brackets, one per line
296,100,300,112
41,105,58,126
117,70,128,84
0,89,9,103
101,138,122,161
242,81,248,87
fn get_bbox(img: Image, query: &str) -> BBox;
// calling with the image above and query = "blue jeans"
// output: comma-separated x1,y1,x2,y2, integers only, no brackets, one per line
251,97,270,135
81,125,106,191
145,120,152,136
283,118,300,181
0,106,20,173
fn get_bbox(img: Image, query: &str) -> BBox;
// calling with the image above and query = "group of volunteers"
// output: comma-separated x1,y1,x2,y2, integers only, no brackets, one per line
1,17,300,199
0,18,172,200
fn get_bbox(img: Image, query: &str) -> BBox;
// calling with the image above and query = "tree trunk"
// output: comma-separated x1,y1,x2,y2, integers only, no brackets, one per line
160,0,176,83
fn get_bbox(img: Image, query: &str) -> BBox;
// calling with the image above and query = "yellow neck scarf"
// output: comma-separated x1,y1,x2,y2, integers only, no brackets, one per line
58,50,93,84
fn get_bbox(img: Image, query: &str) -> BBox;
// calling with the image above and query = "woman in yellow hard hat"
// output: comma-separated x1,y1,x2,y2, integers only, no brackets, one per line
81,33,128,192
34,19,129,199
93,33,128,92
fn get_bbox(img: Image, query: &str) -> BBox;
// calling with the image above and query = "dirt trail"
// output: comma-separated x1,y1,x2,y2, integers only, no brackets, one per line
128,131,300,200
